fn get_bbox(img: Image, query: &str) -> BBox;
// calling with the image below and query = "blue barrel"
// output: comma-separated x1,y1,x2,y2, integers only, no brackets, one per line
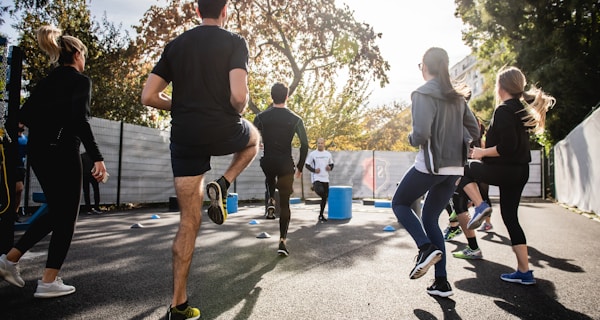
227,193,238,213
328,186,352,219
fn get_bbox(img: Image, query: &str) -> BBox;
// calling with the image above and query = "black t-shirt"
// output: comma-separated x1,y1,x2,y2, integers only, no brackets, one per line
151,25,249,145
253,106,309,171
484,98,531,165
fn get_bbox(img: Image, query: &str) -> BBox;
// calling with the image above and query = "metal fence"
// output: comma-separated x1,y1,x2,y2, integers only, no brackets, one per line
22,117,544,209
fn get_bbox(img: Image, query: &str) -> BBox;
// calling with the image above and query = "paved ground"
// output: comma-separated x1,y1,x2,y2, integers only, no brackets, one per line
1,199,599,320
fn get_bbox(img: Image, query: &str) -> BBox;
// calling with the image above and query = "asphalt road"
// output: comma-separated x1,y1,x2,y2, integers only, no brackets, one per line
1,199,599,320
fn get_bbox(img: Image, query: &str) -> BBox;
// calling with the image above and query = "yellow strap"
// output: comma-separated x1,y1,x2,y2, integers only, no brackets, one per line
0,143,10,214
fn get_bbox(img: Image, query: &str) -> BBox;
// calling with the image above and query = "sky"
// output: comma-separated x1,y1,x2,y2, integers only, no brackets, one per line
1,0,472,105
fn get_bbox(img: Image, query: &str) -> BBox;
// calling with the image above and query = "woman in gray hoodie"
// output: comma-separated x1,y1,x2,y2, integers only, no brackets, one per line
391,47,480,297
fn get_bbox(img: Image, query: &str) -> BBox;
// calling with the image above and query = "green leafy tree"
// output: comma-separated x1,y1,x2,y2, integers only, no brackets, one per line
455,0,600,147
359,102,416,152
228,0,389,114
290,75,370,151
89,14,152,125
133,0,389,146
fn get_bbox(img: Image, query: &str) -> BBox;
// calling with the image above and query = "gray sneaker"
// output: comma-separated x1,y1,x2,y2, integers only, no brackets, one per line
452,246,483,260
34,277,76,298
0,254,25,287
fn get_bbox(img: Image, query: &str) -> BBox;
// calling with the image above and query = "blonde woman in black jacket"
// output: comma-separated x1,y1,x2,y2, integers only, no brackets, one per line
462,66,555,285
0,25,106,298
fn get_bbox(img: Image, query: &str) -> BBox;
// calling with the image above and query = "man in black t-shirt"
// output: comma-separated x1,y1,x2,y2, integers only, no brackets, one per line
254,82,309,257
141,1,260,318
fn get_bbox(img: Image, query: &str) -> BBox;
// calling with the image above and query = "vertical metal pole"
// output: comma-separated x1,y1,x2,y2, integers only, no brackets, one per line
372,150,375,199
117,121,124,206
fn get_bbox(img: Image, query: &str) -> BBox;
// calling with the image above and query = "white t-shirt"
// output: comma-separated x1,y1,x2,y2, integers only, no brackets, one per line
305,150,334,183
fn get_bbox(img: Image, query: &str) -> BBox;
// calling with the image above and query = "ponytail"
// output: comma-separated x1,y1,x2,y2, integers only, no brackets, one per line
496,66,555,134
422,47,469,102
522,86,555,134
36,25,87,65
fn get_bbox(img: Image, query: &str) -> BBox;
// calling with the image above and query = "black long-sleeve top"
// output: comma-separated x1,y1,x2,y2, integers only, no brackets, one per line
484,98,531,165
253,106,309,172
19,66,103,162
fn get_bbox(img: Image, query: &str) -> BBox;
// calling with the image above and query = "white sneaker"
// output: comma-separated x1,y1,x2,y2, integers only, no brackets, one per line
0,254,25,287
34,277,76,298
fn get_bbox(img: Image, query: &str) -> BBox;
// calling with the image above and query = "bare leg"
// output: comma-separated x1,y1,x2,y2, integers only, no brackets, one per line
462,182,484,206
456,211,476,239
15,181,24,214
223,121,260,183
171,175,203,307
41,268,59,282
6,248,23,262
513,244,530,272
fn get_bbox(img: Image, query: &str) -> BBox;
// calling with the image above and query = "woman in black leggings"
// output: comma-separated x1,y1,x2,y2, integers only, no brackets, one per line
461,66,555,285
0,25,106,298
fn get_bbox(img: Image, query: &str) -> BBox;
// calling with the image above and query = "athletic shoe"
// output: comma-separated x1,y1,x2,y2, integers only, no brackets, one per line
448,211,458,223
444,227,463,241
277,241,289,256
452,246,483,260
409,244,442,280
206,179,227,225
500,270,536,285
467,202,492,230
266,199,276,219
34,277,76,298
478,222,493,231
426,279,454,297
166,304,201,320
318,214,328,222
0,254,25,287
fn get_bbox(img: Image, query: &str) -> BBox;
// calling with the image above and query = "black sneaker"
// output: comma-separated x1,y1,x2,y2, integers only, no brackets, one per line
409,244,443,279
266,199,276,219
426,279,454,297
277,241,289,256
206,179,227,225
318,215,327,222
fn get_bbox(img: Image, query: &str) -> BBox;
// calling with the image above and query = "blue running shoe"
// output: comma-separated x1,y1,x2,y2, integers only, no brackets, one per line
444,226,463,241
500,270,536,285
467,202,492,230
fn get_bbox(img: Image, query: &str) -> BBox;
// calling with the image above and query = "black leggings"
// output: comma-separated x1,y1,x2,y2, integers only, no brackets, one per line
313,181,329,215
462,161,529,245
260,157,295,239
82,171,100,210
15,145,82,269
453,181,491,214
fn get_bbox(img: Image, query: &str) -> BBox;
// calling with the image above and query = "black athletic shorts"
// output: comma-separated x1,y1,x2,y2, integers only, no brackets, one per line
170,118,252,177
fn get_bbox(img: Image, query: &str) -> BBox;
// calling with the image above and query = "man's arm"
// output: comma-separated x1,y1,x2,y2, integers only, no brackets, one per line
295,119,309,172
229,68,249,113
141,74,171,111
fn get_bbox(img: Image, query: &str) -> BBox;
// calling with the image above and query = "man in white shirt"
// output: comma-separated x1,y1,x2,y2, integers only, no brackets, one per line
305,138,334,222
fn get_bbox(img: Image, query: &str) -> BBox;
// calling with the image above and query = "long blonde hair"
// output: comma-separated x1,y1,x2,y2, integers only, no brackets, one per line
36,25,87,65
496,66,556,134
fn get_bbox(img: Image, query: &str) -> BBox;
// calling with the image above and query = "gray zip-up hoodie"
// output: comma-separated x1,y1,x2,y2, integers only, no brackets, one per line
409,78,480,174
